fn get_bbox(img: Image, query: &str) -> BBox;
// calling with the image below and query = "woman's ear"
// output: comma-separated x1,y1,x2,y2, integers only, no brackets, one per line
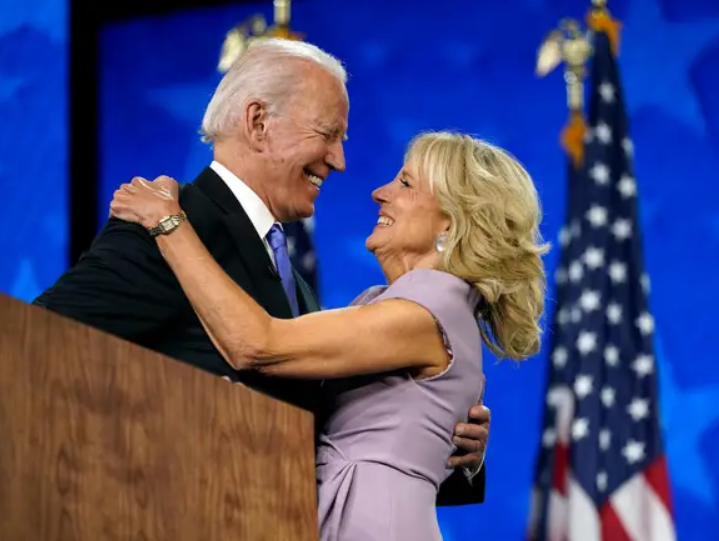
440,214,452,235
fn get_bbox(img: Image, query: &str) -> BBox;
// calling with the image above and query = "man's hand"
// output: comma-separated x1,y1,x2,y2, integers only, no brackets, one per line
447,377,490,470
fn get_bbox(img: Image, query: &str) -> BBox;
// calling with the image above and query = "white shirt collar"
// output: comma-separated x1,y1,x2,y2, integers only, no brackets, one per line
210,160,276,239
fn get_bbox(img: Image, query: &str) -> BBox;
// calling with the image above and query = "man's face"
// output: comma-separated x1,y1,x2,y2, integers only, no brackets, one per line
261,64,349,222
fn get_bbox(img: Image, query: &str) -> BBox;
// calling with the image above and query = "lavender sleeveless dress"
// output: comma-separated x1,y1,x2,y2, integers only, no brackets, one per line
316,269,485,541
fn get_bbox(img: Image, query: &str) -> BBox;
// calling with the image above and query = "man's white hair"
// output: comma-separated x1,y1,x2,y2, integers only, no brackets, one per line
200,38,347,143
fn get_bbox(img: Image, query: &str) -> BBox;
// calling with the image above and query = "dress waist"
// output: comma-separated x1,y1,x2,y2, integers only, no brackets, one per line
316,437,438,489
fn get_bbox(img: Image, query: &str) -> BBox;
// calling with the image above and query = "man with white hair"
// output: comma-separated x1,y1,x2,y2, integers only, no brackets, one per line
34,38,488,505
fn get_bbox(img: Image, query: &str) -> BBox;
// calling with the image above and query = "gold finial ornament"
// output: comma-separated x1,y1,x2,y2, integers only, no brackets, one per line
218,0,304,73
218,15,267,72
536,18,593,166
266,0,305,41
536,19,593,110
274,0,290,25
536,1,622,166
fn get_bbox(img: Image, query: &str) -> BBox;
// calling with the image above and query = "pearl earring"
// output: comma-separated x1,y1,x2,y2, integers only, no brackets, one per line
435,232,448,252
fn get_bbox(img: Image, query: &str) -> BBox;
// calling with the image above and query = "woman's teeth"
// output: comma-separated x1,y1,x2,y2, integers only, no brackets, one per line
377,216,394,226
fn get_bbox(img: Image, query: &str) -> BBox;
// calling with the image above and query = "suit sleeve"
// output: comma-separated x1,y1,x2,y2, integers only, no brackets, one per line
33,218,181,340
436,465,486,506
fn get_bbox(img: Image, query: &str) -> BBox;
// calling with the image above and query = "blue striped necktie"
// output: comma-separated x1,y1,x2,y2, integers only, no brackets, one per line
266,224,300,317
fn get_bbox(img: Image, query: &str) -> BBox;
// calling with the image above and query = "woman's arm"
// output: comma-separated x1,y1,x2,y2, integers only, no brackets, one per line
155,221,447,378
109,175,447,379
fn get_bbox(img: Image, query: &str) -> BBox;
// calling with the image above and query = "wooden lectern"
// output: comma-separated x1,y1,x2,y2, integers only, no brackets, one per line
0,293,318,541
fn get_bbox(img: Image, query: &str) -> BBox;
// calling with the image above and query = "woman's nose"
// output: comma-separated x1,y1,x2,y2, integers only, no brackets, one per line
372,183,391,203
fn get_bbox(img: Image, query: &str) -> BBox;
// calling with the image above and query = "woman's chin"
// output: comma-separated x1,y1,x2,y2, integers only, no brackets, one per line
366,226,393,253
365,232,380,253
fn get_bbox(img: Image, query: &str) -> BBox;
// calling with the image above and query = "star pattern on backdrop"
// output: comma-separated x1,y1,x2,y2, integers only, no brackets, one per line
655,336,719,507
0,0,66,42
145,82,217,127
144,80,220,179
707,212,719,240
0,3,68,303
10,259,40,301
0,75,25,102
621,0,719,134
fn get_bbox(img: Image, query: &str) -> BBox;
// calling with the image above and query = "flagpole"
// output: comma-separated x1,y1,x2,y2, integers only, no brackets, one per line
271,0,293,39
535,19,593,168
587,0,621,55
534,1,623,168
559,19,592,169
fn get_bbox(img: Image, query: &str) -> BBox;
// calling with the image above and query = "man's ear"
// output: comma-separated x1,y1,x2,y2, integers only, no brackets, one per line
243,100,269,151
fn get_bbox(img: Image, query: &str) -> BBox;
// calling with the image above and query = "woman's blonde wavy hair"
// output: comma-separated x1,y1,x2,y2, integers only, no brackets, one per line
406,131,550,361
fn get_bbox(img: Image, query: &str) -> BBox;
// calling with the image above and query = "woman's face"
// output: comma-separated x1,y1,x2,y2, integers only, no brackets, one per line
365,160,450,266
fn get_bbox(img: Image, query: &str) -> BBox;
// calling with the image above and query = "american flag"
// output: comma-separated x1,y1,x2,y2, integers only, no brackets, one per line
527,29,676,541
285,217,320,294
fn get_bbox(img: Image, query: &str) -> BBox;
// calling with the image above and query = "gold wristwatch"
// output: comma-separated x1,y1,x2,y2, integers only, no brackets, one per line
147,210,187,237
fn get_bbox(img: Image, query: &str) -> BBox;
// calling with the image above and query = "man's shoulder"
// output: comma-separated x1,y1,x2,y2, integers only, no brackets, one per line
178,173,225,227
178,175,210,207
174,185,224,249
179,166,231,216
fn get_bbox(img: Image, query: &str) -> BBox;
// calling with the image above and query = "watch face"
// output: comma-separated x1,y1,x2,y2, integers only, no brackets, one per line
154,214,182,235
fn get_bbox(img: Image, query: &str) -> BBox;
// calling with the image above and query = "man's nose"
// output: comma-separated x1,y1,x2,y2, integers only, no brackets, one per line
327,140,346,173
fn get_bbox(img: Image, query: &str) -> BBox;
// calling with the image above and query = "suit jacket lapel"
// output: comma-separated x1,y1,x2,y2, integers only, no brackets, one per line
294,270,321,314
193,167,294,319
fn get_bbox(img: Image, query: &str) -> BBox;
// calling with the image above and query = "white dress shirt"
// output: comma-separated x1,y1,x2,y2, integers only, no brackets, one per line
210,160,278,267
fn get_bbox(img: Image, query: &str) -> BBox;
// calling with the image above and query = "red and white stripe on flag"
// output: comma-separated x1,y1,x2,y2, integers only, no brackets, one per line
528,390,676,541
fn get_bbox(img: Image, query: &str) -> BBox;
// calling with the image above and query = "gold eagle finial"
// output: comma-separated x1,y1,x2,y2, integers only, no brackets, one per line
218,0,303,74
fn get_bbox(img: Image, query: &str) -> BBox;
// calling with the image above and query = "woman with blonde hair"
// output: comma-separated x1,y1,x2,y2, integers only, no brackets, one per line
110,130,549,541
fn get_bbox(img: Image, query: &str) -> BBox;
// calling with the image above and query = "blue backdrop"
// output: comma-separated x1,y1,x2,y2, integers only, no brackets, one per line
98,0,719,539
0,0,67,301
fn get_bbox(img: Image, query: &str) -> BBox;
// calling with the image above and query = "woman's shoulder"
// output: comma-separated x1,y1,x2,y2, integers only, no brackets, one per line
350,269,481,311
368,269,483,322
349,285,388,306
387,270,484,379
388,269,478,303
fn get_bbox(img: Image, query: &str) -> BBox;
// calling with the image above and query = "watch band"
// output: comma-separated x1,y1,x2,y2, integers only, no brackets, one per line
147,210,187,237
